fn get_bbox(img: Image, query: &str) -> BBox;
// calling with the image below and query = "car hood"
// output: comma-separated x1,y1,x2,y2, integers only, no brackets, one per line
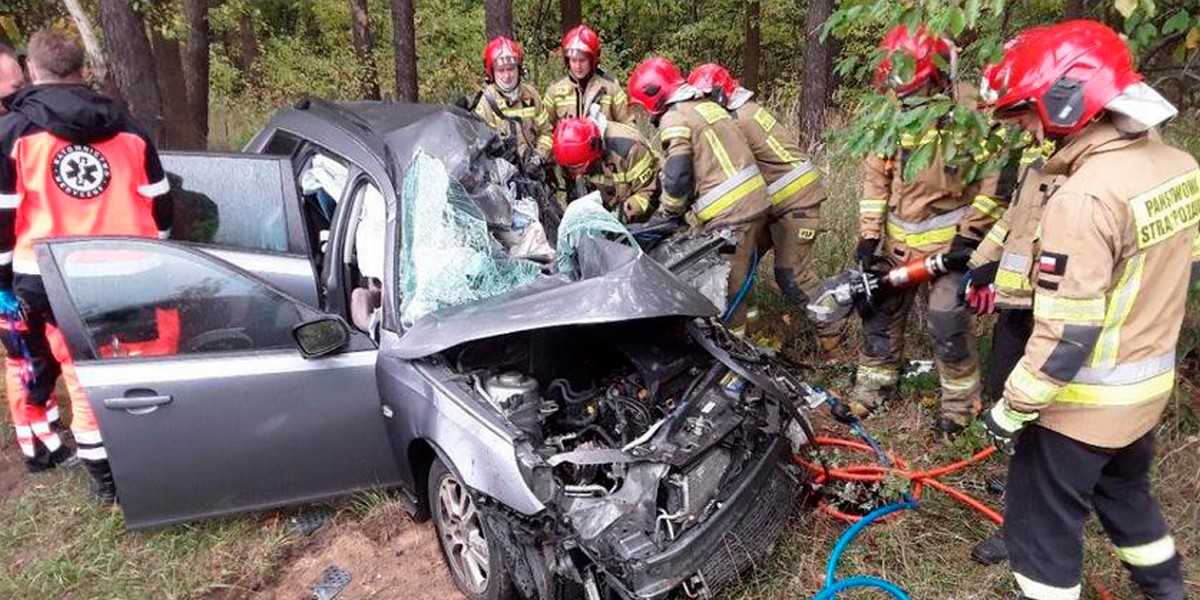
392,237,718,359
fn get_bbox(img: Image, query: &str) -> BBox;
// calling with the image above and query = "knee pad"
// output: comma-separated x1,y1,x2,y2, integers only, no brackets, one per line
928,309,971,363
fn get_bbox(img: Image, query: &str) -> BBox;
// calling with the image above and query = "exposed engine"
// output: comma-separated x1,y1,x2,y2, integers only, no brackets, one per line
445,318,810,598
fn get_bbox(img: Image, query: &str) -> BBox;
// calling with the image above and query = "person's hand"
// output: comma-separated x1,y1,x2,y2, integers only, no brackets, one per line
0,289,20,319
982,402,1037,455
855,238,881,269
963,262,999,315
943,235,979,272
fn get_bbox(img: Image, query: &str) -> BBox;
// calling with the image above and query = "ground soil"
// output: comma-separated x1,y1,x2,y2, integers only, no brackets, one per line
0,440,27,503
246,503,462,600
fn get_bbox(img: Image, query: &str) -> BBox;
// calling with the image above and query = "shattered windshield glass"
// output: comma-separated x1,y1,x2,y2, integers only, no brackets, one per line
398,152,543,325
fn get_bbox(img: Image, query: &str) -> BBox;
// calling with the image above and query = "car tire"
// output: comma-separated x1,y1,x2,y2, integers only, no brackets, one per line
428,457,518,600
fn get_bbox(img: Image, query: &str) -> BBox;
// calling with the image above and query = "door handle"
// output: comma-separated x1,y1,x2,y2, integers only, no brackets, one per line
104,395,173,410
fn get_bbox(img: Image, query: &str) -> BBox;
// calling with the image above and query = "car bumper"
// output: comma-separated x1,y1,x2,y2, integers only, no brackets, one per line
613,436,801,599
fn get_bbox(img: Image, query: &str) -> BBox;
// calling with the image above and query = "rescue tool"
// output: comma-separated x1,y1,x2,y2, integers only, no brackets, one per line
806,253,951,324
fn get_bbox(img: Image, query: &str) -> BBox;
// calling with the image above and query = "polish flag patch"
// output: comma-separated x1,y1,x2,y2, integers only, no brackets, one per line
1038,252,1068,276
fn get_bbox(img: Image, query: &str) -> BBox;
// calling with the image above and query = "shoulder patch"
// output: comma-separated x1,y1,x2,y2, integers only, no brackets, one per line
1129,169,1200,250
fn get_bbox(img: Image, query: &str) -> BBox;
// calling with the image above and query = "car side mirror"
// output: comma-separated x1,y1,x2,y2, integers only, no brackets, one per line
291,316,351,359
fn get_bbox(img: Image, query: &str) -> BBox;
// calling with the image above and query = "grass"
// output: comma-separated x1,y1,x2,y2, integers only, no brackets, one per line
0,107,1197,599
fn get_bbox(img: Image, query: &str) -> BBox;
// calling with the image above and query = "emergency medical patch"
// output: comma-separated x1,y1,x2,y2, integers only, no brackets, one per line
1129,170,1200,250
1038,252,1068,276
52,144,111,199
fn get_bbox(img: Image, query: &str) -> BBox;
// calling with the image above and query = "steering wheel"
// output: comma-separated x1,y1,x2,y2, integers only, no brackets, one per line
183,328,255,353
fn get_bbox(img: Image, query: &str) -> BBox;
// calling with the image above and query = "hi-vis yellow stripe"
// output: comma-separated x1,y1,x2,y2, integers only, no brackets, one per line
1057,369,1176,406
1115,536,1177,567
695,102,730,124
885,223,957,248
1130,169,1200,250
660,126,691,141
985,222,1009,246
995,269,1031,292
1033,296,1106,323
704,130,736,178
766,135,797,163
771,170,820,205
971,195,1005,219
696,174,765,222
1009,363,1059,406
1091,254,1146,368
753,108,777,132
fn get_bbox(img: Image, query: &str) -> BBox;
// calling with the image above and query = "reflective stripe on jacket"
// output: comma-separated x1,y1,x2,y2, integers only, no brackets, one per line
580,121,659,219
474,83,552,158
1003,119,1200,448
729,99,825,217
543,71,632,129
656,96,768,230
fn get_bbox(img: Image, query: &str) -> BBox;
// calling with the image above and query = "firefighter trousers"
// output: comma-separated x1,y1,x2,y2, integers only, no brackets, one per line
758,210,841,338
1007,426,1184,600
985,308,1034,402
850,268,981,424
13,277,110,482
723,219,765,336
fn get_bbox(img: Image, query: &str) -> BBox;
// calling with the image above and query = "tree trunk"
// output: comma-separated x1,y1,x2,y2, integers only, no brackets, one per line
350,0,381,99
1065,0,1087,19
182,0,210,148
485,0,514,39
150,32,203,149
236,11,259,73
96,0,163,143
390,0,418,102
62,0,119,98
741,0,761,91
559,0,581,35
797,0,834,150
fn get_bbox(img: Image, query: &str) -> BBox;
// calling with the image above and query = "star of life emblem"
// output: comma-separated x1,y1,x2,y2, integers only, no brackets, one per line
52,144,112,199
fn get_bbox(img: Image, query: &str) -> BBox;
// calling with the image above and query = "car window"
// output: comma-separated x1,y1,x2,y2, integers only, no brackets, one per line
52,240,306,359
261,130,303,158
163,154,291,253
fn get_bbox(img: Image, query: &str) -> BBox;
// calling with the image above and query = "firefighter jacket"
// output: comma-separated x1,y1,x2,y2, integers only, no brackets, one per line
968,151,1064,310
473,82,552,160
860,133,1003,259
1001,118,1200,448
570,121,659,220
544,70,632,129
656,88,769,231
0,85,172,288
727,92,825,228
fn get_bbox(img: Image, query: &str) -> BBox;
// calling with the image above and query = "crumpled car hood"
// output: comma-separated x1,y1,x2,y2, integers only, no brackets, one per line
393,237,718,359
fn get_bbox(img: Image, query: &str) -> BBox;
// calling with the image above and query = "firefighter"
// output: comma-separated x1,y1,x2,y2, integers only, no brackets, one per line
849,25,1003,434
686,63,840,351
551,116,659,222
472,36,552,168
544,24,632,128
979,20,1192,600
627,57,769,334
0,31,173,502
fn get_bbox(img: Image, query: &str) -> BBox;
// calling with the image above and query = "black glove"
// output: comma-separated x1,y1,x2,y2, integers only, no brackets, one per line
855,238,881,269
982,402,1035,456
943,235,979,273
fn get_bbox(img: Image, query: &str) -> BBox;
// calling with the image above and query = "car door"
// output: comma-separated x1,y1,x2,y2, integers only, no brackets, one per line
35,237,403,529
161,152,320,306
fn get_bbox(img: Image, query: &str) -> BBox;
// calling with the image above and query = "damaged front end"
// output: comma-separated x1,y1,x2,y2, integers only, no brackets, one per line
438,318,813,599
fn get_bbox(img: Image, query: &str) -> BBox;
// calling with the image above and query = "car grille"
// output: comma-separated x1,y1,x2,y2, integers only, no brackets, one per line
694,460,800,595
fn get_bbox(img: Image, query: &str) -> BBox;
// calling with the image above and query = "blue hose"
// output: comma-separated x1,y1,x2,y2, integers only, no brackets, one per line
721,249,760,323
815,500,918,600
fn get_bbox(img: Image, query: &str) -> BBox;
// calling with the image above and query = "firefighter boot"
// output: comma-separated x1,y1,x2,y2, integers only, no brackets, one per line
83,459,118,505
26,443,79,474
971,528,1008,566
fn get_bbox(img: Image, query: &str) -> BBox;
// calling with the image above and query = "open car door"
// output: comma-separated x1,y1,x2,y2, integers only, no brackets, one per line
35,237,402,529
161,152,320,306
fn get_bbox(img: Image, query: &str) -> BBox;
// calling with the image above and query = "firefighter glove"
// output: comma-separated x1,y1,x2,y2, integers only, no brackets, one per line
0,290,20,319
943,235,979,273
962,262,999,315
983,402,1037,455
855,238,881,269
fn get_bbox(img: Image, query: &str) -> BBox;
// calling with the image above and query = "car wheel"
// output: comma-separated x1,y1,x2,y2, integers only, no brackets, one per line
428,458,517,600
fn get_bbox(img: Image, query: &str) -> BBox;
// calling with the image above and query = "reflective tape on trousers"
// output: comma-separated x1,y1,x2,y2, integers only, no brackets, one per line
692,165,763,221
1115,535,1177,567
1013,573,1081,600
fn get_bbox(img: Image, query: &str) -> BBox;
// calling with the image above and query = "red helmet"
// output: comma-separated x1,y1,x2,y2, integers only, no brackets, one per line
627,57,685,117
483,36,524,81
553,117,604,173
981,20,1141,136
874,25,954,96
561,24,601,65
688,63,739,100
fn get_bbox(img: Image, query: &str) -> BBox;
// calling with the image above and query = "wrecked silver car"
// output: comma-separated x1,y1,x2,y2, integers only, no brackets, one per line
37,102,812,599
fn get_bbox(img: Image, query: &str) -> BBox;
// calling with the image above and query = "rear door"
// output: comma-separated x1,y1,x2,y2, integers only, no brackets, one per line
161,152,319,306
36,237,402,529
